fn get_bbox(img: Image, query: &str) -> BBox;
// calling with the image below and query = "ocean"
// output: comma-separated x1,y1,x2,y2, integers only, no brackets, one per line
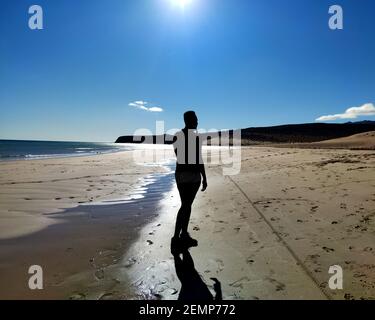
0,140,132,161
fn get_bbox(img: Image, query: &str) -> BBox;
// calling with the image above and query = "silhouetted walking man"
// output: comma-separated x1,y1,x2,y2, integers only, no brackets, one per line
171,111,207,254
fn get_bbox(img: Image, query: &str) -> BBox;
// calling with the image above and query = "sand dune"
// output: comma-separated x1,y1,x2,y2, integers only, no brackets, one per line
312,131,375,149
280,131,375,150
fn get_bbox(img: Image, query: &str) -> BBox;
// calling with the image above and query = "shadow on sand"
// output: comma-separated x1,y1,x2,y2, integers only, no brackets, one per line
173,248,222,301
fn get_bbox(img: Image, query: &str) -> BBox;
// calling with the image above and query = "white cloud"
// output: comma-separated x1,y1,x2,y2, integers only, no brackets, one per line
128,100,164,112
135,100,147,105
316,103,375,121
148,107,163,112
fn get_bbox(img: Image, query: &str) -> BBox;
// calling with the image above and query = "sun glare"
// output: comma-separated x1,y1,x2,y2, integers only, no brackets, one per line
170,0,193,9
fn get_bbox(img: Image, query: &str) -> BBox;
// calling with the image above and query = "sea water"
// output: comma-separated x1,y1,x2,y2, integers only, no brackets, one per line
0,140,132,161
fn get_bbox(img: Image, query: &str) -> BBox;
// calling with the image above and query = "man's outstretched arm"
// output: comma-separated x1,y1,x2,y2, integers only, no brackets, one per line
200,163,207,191
198,136,207,191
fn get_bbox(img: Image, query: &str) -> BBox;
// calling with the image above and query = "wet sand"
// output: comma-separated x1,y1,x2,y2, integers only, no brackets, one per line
0,168,175,299
1,146,374,300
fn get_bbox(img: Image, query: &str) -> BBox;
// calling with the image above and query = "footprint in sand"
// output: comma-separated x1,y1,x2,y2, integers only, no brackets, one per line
229,276,250,289
344,293,355,300
69,293,86,300
211,259,224,273
213,226,225,234
94,269,105,280
294,237,304,241
98,292,118,300
123,258,137,269
266,277,286,292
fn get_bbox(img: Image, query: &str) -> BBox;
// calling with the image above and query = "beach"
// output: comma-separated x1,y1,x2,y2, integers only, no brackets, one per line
0,146,374,299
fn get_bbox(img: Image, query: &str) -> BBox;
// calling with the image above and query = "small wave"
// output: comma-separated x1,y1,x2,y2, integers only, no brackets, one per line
0,154,26,159
25,154,68,159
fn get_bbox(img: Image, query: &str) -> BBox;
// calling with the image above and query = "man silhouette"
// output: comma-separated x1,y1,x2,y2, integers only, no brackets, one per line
171,111,207,254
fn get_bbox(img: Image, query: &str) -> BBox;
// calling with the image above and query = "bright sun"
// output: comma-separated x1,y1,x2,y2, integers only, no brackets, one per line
170,0,193,9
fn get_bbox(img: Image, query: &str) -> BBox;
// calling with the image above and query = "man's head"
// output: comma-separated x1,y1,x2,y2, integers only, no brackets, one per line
184,111,198,129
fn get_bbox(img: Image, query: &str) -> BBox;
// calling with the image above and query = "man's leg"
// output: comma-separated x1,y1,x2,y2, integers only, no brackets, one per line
180,204,192,236
174,183,189,238
174,206,187,238
180,182,200,236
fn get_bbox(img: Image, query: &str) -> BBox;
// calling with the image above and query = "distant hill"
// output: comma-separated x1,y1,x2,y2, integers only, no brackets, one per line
240,121,375,143
115,121,375,145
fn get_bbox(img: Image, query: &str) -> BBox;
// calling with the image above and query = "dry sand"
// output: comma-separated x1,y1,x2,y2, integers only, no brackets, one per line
0,146,374,300
122,147,375,300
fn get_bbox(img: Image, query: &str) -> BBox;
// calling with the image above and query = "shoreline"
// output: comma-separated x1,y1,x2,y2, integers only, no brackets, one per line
0,149,173,239
0,149,126,163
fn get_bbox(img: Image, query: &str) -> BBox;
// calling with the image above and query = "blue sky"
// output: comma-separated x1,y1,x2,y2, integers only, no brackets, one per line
1,0,374,142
